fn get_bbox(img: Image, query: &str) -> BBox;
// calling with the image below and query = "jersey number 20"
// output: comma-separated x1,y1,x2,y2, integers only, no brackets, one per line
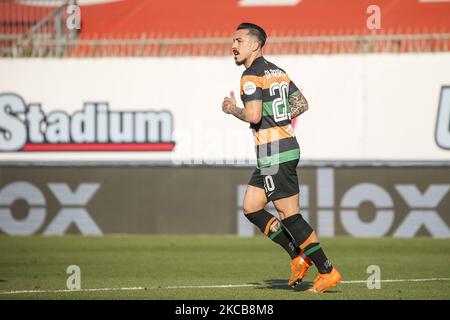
269,82,290,122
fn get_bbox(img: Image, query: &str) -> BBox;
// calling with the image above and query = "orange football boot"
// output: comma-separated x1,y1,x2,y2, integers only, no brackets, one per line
288,255,312,287
306,267,341,293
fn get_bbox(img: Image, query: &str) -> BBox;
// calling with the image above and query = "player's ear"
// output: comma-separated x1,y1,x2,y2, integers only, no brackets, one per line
251,40,260,52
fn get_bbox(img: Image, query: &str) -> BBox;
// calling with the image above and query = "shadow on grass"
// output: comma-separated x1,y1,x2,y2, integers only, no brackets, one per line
253,279,341,294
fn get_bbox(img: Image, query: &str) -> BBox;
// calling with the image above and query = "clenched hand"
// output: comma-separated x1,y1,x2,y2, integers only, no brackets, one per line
222,91,237,114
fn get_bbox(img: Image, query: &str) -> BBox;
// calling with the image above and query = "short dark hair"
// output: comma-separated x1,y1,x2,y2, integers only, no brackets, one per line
236,22,267,48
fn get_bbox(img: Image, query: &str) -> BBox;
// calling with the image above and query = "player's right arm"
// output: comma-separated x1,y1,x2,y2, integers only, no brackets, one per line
289,90,309,119
287,79,309,118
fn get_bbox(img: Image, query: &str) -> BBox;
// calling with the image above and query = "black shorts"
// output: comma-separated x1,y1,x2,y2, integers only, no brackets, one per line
248,159,300,202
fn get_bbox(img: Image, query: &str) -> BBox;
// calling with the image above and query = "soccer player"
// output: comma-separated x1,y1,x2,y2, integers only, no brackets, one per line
222,23,341,293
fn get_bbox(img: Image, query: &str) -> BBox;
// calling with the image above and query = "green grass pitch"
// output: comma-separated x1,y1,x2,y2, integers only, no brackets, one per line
0,235,449,300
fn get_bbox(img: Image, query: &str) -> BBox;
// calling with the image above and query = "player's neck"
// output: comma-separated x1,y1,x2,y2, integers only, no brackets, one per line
244,52,263,69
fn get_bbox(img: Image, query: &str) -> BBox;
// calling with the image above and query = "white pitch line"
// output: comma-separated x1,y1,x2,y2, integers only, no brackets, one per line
341,278,450,284
0,287,146,295
165,284,258,289
167,278,450,288
1,278,449,295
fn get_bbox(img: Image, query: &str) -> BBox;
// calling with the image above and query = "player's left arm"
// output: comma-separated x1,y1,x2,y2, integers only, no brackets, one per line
222,91,262,124
289,89,309,119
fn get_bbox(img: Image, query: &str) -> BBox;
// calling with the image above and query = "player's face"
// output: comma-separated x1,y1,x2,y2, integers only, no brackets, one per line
232,29,257,66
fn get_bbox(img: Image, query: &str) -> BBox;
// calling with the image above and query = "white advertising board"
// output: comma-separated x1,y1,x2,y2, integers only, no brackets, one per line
1,53,449,163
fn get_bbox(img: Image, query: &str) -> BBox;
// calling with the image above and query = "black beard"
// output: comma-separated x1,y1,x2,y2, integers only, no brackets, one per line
235,59,244,66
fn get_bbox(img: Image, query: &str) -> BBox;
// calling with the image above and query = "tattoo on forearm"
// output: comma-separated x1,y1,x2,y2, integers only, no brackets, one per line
230,106,248,122
289,90,309,118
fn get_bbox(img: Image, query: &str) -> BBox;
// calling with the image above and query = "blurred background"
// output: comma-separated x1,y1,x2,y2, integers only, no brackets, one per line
0,0,449,238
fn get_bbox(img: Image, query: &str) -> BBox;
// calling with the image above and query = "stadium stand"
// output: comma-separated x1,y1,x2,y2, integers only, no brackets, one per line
1,0,450,57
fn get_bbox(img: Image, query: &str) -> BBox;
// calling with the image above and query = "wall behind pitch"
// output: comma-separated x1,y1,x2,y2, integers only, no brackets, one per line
1,53,450,162
0,166,449,237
